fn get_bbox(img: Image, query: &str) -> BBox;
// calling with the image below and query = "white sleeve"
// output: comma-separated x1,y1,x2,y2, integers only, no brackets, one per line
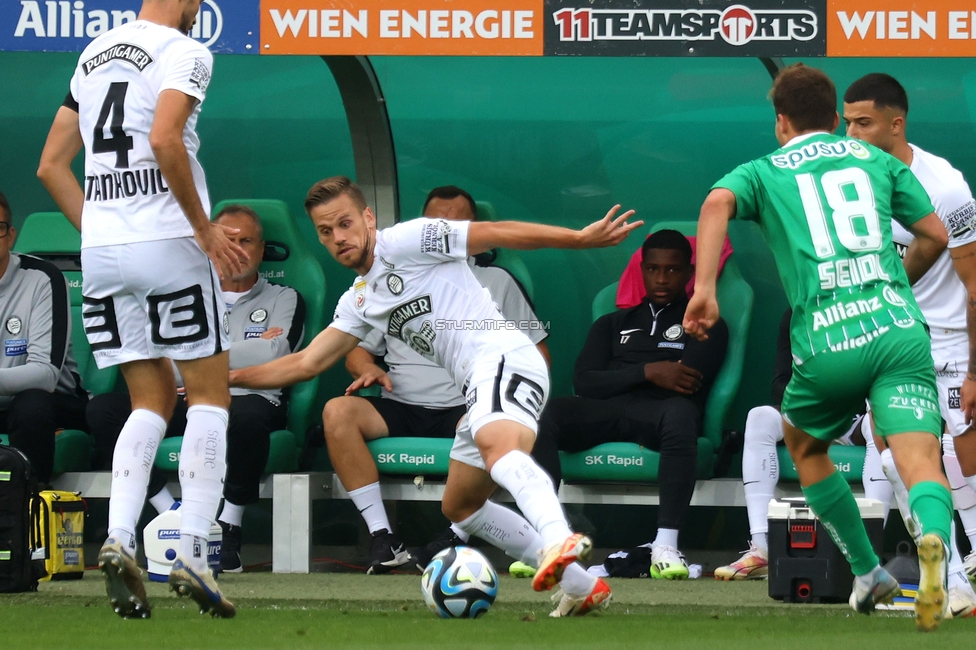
477,267,548,344
940,181,976,249
160,41,213,103
358,328,387,356
68,65,81,107
382,218,469,266
328,287,371,341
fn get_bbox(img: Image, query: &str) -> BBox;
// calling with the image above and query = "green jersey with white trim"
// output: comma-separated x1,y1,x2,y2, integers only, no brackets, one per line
713,132,934,362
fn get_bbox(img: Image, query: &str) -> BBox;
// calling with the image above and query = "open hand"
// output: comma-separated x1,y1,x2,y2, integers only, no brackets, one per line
345,365,393,395
578,205,644,249
196,222,248,281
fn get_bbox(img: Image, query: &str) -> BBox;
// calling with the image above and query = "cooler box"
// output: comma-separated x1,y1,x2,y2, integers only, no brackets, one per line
143,503,222,581
768,497,884,603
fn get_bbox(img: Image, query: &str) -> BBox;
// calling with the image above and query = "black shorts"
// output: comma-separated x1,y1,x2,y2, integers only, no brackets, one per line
364,396,465,439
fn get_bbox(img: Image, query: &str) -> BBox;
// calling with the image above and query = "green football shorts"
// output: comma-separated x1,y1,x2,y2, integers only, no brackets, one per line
782,320,941,442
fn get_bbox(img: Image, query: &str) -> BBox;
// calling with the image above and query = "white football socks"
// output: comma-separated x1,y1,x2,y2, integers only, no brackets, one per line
450,522,471,543
149,486,176,516
218,500,245,528
178,404,228,571
453,500,595,598
861,427,893,523
107,408,167,556
741,405,782,554
652,528,679,550
880,448,920,542
489,450,572,546
454,500,543,567
348,482,391,534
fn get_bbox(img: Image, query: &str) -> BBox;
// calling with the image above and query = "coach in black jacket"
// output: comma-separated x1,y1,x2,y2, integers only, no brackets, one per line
534,229,728,575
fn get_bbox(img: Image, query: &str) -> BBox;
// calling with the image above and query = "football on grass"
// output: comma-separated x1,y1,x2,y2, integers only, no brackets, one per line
421,546,498,618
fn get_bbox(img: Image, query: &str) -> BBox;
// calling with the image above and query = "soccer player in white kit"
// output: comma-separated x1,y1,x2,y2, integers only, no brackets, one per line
37,0,245,619
232,177,641,617
844,73,976,617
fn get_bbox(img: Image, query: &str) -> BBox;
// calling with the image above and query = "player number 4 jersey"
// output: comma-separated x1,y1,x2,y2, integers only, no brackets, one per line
714,132,934,362
70,20,213,249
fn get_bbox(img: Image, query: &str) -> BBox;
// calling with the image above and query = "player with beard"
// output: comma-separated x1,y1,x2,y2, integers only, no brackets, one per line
232,176,641,617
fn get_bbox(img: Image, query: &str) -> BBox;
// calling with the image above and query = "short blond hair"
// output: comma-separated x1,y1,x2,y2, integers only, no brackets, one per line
304,176,367,214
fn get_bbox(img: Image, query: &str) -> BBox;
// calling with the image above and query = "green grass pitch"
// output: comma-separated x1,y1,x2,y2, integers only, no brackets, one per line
1,572,972,649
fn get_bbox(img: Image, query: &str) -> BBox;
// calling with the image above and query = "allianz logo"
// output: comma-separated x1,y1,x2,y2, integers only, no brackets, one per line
584,454,643,467
376,453,436,465
14,1,224,49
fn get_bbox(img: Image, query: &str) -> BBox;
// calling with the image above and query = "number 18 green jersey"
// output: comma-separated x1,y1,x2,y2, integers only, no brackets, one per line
713,132,935,362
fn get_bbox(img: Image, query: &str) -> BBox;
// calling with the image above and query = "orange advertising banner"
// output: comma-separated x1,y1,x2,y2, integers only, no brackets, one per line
828,1,976,56
259,0,545,55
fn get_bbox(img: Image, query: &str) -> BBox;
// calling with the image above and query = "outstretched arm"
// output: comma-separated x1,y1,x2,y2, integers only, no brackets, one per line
466,205,642,255
231,326,361,390
684,189,736,341
37,106,85,231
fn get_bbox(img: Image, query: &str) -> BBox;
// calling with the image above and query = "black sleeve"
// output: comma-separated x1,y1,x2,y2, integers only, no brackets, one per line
770,308,793,407
681,318,729,388
573,314,646,399
63,91,79,112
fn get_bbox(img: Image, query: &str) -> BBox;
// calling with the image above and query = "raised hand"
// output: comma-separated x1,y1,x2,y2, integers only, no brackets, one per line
578,205,644,249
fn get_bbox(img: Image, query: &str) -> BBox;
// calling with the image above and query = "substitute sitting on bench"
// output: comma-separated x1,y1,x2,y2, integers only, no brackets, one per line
533,229,727,580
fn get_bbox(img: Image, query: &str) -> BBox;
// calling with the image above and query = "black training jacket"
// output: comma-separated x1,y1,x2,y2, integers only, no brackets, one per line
573,296,729,410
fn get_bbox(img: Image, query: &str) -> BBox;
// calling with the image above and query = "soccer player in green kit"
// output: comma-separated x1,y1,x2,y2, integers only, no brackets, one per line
684,64,954,632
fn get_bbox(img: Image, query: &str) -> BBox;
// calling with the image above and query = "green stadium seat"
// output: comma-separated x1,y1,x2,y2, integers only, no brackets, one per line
777,445,865,484
367,437,452,476
154,199,327,475
562,220,754,483
9,212,111,473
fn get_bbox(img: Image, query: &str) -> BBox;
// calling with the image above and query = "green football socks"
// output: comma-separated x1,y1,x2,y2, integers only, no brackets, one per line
802,471,879,576
907,481,953,545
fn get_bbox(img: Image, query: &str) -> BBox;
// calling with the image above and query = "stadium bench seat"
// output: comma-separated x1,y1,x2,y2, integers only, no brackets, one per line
8,212,125,473
777,444,865,484
559,220,754,484
153,199,326,476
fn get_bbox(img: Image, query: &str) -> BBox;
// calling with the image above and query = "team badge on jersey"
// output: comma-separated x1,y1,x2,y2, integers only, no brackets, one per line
387,274,404,295
189,58,211,92
222,312,230,334
5,317,22,335
663,325,683,341
250,309,268,323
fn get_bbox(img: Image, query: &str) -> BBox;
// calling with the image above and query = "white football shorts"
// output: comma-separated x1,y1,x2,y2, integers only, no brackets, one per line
81,237,229,368
931,331,970,438
451,345,550,471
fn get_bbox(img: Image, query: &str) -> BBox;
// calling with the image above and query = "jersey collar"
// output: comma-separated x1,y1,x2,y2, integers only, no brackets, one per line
783,131,830,148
